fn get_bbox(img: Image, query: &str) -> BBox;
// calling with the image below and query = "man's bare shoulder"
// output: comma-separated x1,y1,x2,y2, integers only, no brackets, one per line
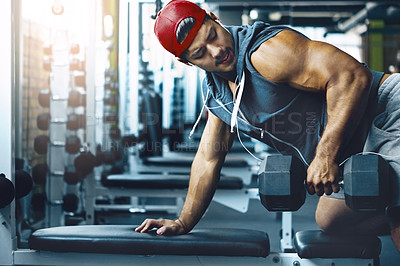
250,29,310,83
253,29,309,57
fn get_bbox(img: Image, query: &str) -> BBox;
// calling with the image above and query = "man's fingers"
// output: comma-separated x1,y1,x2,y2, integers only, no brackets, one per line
306,174,315,195
323,182,333,195
135,220,147,232
140,222,152,233
331,183,340,193
156,226,166,235
135,219,161,233
306,182,315,195
315,183,324,196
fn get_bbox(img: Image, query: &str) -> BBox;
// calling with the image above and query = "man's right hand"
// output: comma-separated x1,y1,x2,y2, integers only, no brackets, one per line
135,218,187,235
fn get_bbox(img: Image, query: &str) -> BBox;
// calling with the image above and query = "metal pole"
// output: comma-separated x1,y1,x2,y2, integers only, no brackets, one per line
0,0,17,264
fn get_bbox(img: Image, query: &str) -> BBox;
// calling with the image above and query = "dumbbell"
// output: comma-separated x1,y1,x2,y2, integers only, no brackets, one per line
34,135,49,154
109,126,121,140
70,43,80,55
74,74,86,88
258,155,306,211
65,135,81,154
37,113,50,131
0,174,15,209
38,89,50,108
67,113,86,130
343,154,390,211
43,43,52,55
74,151,96,176
43,57,52,71
64,166,84,185
0,171,33,209
32,163,48,185
15,170,33,200
258,154,390,212
68,90,86,107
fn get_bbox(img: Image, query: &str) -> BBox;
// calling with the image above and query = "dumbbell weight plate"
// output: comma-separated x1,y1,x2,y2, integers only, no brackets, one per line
65,135,81,154
38,89,50,108
37,113,50,131
64,166,84,185
68,90,86,108
15,170,33,200
34,135,49,155
74,151,96,176
343,154,390,211
109,126,121,140
258,155,307,212
32,163,48,185
67,114,86,131
0,174,15,209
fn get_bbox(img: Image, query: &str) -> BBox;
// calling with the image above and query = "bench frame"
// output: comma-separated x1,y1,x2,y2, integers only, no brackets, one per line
9,250,377,266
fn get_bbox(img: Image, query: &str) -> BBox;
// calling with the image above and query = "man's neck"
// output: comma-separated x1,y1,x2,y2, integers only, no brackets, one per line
214,68,237,83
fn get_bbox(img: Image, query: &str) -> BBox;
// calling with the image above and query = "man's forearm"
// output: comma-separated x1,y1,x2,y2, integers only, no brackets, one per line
178,154,224,232
177,110,234,232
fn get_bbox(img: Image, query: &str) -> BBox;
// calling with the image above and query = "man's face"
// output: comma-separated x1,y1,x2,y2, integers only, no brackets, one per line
184,18,236,74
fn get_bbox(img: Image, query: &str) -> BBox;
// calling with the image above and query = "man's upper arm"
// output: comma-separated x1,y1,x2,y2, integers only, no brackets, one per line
197,111,235,165
250,29,370,93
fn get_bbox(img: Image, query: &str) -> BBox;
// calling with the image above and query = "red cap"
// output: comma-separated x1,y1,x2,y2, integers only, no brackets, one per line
154,0,206,57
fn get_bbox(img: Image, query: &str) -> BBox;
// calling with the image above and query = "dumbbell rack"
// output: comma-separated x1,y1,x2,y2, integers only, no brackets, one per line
43,18,86,227
45,26,69,227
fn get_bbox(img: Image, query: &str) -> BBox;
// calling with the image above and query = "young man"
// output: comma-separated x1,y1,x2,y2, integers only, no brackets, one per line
136,0,400,250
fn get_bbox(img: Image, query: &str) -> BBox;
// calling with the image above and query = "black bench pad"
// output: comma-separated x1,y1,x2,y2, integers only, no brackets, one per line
294,230,381,259
29,225,270,257
101,174,243,189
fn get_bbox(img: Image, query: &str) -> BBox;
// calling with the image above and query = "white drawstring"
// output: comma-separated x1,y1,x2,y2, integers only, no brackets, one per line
230,71,245,133
227,71,310,166
189,83,234,139
189,88,210,139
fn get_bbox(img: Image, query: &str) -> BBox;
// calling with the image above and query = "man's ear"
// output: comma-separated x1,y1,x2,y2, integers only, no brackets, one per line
176,57,193,66
208,12,220,22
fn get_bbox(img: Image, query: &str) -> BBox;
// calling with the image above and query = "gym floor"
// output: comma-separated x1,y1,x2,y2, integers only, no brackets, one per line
96,167,400,265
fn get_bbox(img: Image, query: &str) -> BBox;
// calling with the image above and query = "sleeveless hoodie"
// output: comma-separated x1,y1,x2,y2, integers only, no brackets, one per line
201,21,384,165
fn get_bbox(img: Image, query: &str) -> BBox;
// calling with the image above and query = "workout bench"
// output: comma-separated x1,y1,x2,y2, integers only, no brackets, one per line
4,223,382,266
1,172,382,266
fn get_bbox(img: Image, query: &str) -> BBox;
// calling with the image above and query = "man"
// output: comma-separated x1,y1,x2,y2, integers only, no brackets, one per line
136,0,400,250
